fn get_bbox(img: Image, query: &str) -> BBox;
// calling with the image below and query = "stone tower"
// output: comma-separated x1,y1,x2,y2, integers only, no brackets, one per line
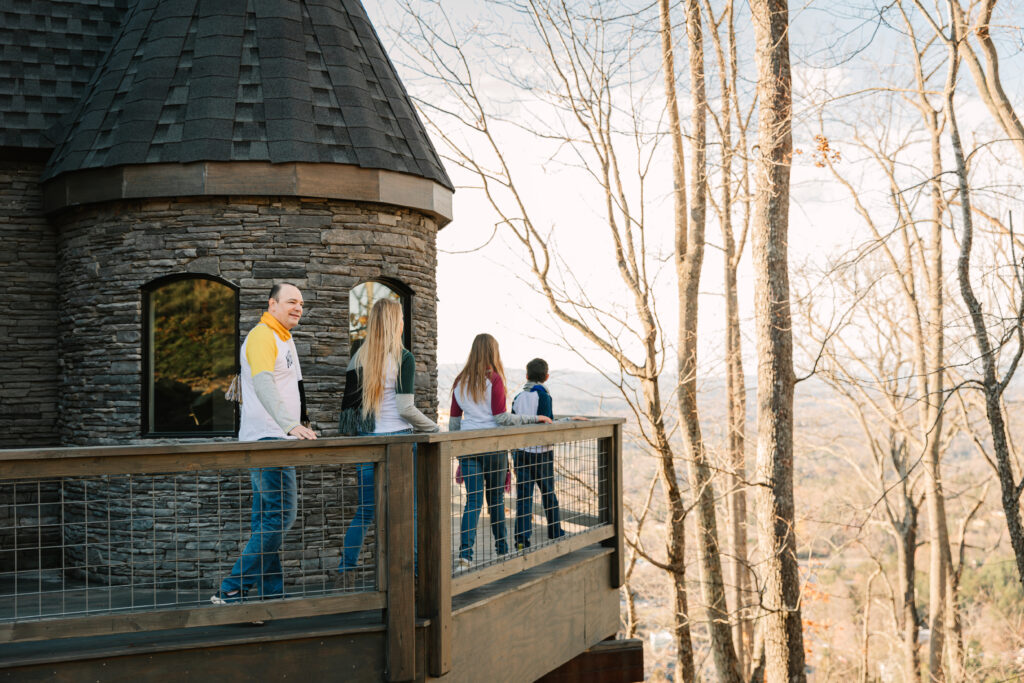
42,0,452,444
0,0,452,584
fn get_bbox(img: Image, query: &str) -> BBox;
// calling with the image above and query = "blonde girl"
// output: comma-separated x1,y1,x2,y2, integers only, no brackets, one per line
337,299,436,577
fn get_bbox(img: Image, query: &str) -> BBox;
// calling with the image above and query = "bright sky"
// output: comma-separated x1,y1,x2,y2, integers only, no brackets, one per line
365,0,1024,375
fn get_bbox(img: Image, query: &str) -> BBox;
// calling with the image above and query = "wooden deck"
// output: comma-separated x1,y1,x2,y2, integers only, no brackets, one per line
0,420,637,681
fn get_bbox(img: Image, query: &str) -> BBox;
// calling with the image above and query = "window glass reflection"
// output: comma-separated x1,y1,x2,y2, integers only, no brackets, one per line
147,278,237,434
349,281,404,352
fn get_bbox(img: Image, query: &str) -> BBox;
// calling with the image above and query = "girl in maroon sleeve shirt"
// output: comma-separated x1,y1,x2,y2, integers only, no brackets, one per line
449,334,551,569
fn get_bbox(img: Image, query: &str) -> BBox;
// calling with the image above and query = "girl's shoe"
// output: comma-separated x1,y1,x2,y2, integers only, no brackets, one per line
210,589,245,605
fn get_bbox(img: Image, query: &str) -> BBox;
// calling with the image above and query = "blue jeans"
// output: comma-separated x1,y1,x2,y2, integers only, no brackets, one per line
513,449,564,547
458,451,509,560
338,429,415,572
221,441,297,598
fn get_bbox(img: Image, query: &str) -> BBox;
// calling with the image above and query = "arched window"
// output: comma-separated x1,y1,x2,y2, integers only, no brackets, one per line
142,275,239,436
349,279,412,353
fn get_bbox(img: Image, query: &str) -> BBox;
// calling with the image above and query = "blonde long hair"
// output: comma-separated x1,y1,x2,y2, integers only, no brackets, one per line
355,299,404,419
453,333,506,404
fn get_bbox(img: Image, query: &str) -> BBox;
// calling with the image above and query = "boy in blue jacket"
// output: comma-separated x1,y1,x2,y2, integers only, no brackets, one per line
510,358,565,549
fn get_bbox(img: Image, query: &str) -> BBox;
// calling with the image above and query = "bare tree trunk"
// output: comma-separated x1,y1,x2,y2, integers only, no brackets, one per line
945,497,986,682
749,623,766,683
657,2,701,679
724,200,753,680
707,0,755,672
623,476,658,638
943,573,965,682
623,585,639,638
896,504,921,683
944,0,1024,595
923,109,951,683
860,569,881,683
671,0,743,679
749,0,806,680
956,283,1024,588
655,408,696,683
895,7,956,675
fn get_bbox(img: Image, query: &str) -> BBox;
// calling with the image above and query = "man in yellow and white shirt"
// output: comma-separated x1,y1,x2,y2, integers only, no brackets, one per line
238,284,316,441
214,283,317,604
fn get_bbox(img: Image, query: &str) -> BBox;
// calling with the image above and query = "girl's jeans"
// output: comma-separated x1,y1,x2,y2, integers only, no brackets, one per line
458,451,509,560
338,428,415,571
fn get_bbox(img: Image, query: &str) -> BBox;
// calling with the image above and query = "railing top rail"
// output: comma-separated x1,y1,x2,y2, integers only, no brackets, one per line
424,416,623,443
0,417,624,466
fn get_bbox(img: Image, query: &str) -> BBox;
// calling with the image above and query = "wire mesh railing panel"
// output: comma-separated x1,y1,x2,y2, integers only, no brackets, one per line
0,462,380,624
0,425,621,629
450,437,607,574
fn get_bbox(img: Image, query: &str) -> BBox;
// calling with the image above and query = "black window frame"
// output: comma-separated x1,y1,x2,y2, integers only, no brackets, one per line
349,277,413,352
141,273,240,438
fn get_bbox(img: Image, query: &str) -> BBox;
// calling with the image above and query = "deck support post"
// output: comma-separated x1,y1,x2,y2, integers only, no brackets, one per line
417,441,452,677
385,441,416,681
599,423,624,588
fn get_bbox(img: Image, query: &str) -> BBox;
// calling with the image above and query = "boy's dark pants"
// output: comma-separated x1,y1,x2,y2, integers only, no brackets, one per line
512,449,564,546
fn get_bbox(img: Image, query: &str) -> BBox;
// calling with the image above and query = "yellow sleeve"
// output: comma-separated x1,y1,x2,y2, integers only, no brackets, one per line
246,325,278,376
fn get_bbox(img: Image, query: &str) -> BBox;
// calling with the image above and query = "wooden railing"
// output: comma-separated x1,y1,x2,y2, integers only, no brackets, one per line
0,418,624,681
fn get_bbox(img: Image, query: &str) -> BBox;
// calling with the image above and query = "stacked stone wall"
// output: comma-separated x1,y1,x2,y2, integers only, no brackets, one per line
0,161,60,446
54,195,439,443
52,195,439,585
0,160,61,571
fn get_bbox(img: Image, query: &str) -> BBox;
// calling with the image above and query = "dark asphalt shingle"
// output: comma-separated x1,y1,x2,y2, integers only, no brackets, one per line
2,0,450,191
0,0,125,149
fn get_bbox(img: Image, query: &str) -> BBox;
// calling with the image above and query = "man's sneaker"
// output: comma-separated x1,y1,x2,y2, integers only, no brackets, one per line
455,557,472,573
210,589,244,605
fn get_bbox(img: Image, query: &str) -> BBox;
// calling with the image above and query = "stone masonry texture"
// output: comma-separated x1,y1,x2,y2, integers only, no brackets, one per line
0,161,60,446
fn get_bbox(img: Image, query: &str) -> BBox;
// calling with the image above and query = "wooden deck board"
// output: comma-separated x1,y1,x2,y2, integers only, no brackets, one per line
0,610,388,669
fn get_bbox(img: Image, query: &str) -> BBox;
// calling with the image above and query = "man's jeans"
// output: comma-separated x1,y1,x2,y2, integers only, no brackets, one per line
458,451,509,560
221,445,297,598
338,429,414,572
512,449,564,547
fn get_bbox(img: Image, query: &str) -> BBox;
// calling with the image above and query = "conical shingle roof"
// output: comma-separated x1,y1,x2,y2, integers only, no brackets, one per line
0,0,126,151
43,0,451,191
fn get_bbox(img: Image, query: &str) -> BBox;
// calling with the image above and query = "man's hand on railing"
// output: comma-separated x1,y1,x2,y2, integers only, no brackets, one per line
289,424,318,439
537,415,553,424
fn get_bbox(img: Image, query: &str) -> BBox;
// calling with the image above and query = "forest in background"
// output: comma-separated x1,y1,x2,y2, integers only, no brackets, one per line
393,0,1024,680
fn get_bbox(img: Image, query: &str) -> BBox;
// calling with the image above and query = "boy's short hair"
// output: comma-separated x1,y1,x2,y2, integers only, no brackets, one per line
526,358,548,382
